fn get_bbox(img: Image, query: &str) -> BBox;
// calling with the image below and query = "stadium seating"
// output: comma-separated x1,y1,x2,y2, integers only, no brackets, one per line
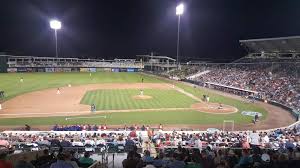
1,122,300,167
164,62,300,113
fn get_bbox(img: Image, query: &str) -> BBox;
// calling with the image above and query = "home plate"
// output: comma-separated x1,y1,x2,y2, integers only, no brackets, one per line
65,116,107,121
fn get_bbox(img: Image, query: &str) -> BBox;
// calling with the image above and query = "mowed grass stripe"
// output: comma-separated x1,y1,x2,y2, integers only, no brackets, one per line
80,89,197,110
0,72,164,101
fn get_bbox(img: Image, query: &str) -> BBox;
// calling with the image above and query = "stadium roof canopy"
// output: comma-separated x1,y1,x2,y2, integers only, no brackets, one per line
240,36,300,53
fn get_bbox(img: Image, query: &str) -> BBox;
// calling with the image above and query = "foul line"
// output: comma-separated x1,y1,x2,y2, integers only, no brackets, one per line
173,86,202,102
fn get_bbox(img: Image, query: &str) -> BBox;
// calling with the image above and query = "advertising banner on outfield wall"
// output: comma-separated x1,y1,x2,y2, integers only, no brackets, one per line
80,68,89,72
89,68,96,72
7,68,17,73
104,68,111,72
111,68,119,72
26,68,33,72
127,68,135,72
63,68,72,72
55,68,63,72
120,68,127,72
45,68,55,72
37,68,45,72
71,68,80,72
96,68,104,72
17,68,27,72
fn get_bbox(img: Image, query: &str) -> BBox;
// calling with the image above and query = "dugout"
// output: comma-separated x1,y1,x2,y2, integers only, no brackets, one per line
0,55,8,72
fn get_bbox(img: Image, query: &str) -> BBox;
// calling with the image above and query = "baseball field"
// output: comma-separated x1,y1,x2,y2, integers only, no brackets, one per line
0,72,295,130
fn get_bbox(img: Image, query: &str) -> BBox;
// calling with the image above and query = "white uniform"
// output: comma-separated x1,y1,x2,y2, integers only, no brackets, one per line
57,89,61,94
0,104,2,110
140,90,144,96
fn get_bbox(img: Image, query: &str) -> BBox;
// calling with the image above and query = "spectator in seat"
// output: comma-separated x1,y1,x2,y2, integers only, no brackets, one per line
226,150,238,168
167,152,186,168
133,145,141,159
79,152,95,167
69,150,80,165
14,155,34,168
0,137,9,148
153,152,167,167
64,151,79,168
122,151,140,168
142,150,153,164
38,137,51,146
36,149,54,167
61,138,72,147
235,149,253,168
50,153,73,168
200,150,214,168
0,152,13,168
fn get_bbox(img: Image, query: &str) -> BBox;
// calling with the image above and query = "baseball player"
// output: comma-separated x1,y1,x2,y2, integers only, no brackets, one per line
20,77,24,83
57,88,61,94
218,103,223,109
140,89,144,96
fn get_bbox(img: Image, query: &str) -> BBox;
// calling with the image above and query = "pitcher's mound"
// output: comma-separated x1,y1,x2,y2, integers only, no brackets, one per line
132,95,153,100
191,102,238,114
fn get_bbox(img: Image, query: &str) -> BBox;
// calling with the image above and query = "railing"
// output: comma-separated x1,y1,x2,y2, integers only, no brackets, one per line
88,161,102,168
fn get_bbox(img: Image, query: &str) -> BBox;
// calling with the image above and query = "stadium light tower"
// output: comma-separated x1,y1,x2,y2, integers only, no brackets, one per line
49,19,62,58
176,3,184,68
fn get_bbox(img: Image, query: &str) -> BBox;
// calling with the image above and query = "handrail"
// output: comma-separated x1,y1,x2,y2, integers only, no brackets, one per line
88,161,102,168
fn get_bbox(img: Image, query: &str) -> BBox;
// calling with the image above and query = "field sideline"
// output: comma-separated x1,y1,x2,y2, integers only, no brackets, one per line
0,72,269,127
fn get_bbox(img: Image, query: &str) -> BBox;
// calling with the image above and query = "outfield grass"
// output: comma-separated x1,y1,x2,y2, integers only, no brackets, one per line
80,89,197,110
0,72,162,100
0,72,268,126
0,110,256,126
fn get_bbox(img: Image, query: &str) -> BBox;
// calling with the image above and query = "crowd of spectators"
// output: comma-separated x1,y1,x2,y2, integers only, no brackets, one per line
196,64,299,111
123,146,300,168
122,123,300,168
167,63,299,112
0,148,96,168
0,122,300,167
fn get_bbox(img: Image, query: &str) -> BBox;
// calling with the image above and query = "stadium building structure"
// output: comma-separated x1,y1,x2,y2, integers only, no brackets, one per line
1,55,144,73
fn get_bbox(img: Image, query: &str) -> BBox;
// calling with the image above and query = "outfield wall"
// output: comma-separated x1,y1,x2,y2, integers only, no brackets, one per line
7,67,140,73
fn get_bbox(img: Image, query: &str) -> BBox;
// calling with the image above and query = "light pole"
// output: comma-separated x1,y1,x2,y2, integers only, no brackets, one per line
176,3,184,69
49,19,62,58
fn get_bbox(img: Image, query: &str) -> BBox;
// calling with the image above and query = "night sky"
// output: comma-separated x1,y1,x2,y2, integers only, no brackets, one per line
0,0,300,61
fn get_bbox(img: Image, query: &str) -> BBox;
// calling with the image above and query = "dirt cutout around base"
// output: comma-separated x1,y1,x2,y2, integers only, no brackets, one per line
132,95,153,100
191,102,238,114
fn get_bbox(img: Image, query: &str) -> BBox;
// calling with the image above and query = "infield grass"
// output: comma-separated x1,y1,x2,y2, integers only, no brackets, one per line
80,89,197,110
